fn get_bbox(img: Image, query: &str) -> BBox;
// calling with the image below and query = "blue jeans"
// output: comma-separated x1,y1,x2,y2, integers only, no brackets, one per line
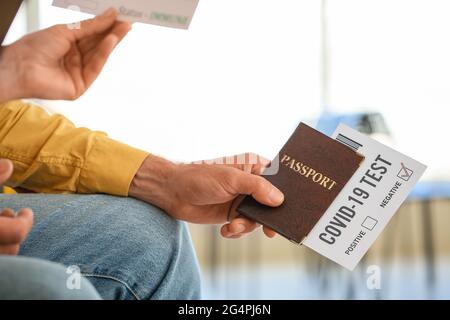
0,194,201,300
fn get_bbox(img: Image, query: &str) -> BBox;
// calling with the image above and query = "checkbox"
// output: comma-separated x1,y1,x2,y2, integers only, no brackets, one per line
397,163,413,181
362,216,378,231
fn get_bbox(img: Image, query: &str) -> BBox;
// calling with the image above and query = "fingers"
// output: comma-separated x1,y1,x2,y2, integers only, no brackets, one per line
0,208,33,255
82,21,131,88
220,217,259,238
232,170,284,207
221,218,278,239
0,208,16,218
0,159,13,185
110,21,133,44
222,162,282,239
263,226,277,238
0,244,20,256
250,155,271,175
82,33,118,88
83,21,132,55
0,208,34,245
71,8,118,40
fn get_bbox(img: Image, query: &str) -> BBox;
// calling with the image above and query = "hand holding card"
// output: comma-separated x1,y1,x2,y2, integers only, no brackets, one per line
237,123,426,270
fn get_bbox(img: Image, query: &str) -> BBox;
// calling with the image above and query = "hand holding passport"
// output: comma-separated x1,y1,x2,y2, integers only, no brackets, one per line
238,122,426,270
238,123,364,245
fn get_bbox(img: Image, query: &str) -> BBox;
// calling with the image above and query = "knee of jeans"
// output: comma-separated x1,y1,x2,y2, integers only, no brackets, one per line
0,256,101,300
130,213,201,300
89,198,201,300
150,219,202,300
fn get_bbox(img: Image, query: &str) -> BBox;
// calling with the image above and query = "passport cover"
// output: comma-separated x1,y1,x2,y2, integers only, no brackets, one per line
237,123,364,244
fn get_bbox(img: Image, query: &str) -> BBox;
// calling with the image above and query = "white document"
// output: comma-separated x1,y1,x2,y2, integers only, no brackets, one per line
303,124,427,271
52,0,200,29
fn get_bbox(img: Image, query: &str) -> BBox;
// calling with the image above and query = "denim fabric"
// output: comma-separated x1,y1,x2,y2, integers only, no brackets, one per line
0,194,202,300
0,255,101,300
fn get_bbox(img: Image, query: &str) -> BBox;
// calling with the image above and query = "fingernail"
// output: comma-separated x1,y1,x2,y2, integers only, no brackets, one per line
234,224,246,234
268,187,284,205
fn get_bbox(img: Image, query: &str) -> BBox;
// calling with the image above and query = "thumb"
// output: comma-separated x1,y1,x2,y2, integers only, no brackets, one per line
0,159,13,185
233,170,284,207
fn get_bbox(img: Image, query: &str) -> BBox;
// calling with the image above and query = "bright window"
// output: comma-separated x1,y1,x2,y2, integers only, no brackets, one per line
326,0,450,178
36,0,322,163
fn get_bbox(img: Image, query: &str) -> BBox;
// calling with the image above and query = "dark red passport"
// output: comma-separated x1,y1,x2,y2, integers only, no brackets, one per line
237,123,364,244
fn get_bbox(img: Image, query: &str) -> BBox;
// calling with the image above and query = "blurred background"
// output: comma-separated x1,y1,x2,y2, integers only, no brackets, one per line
5,0,450,299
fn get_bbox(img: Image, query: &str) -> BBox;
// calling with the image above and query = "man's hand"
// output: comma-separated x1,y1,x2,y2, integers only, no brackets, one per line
0,159,34,255
0,8,130,102
129,154,284,239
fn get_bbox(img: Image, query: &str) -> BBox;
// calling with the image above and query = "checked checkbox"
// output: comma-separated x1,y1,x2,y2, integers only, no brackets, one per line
398,163,413,181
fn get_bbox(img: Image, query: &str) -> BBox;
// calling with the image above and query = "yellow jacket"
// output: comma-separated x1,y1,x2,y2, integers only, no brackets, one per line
0,100,149,196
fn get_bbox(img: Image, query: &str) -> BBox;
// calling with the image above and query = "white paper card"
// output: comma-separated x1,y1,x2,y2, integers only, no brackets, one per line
52,0,200,29
303,124,427,271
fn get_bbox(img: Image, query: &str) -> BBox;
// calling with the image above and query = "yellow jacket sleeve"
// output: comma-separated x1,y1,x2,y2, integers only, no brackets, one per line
0,100,149,196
